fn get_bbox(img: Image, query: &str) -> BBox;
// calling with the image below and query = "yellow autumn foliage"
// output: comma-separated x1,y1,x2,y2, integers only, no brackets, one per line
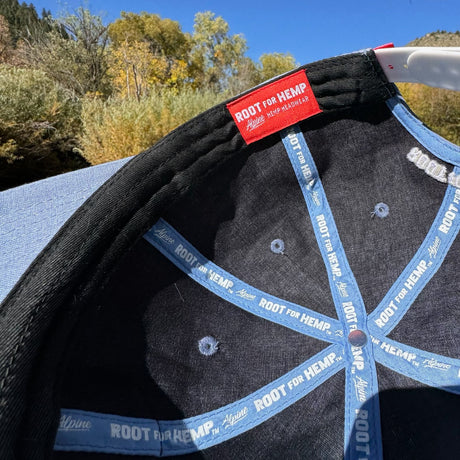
109,41,191,97
397,83,460,145
80,88,224,165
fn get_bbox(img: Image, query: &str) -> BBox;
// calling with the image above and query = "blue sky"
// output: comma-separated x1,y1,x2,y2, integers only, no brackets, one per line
31,0,460,64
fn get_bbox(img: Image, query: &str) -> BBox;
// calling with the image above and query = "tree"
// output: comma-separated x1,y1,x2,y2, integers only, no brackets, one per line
109,12,190,59
108,12,191,93
227,56,260,95
398,82,460,145
226,52,297,95
258,52,296,82
107,11,295,96
190,11,247,91
59,8,110,95
109,40,153,99
0,0,52,43
22,8,111,96
0,15,13,63
401,31,460,145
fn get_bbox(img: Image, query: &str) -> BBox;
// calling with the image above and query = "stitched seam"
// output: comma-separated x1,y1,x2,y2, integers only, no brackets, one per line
103,118,237,215
374,354,460,389
55,358,345,452
372,336,460,366
369,184,460,335
361,52,388,97
0,136,244,417
158,366,343,452
363,51,396,100
305,54,368,76
169,255,342,342
368,356,379,458
154,220,343,335
195,275,342,341
0,121,238,313
0,126,241,417
54,444,159,453
391,99,460,159
344,366,352,458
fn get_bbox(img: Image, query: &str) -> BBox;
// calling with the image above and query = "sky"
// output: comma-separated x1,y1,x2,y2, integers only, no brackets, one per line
31,0,460,64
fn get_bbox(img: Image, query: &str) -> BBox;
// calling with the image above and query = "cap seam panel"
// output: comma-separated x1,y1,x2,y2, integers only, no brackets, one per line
0,123,241,427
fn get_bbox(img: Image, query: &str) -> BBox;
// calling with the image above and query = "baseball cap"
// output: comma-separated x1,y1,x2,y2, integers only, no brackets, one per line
0,49,459,459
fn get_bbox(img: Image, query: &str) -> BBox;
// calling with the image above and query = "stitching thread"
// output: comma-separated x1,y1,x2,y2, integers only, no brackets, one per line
55,356,345,453
0,121,241,418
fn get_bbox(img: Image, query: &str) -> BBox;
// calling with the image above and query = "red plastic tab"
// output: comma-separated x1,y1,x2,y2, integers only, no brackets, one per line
374,43,394,50
227,70,322,144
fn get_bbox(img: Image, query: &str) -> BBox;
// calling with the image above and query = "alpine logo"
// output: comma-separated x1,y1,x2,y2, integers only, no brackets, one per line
246,115,265,132
353,376,369,403
154,227,175,244
222,407,249,429
235,289,256,300
423,358,451,371
59,414,92,432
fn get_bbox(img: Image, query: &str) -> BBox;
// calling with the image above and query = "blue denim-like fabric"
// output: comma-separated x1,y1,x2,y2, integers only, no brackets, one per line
0,157,130,303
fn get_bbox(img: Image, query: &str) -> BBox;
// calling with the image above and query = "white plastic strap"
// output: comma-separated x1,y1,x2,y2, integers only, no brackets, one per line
375,47,460,91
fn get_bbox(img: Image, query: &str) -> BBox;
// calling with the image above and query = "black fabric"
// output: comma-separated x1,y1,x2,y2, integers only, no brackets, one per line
376,366,460,460
2,48,457,460
44,98,460,460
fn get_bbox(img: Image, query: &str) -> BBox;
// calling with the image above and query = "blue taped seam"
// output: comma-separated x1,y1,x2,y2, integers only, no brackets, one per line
145,219,343,343
371,335,460,394
55,345,345,456
160,346,344,453
387,95,460,167
281,125,383,460
281,126,370,330
368,175,460,335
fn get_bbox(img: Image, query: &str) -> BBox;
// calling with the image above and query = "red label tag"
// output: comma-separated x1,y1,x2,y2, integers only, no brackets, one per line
227,70,321,144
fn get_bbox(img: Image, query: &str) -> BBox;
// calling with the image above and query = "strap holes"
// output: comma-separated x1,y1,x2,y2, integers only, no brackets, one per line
271,239,285,254
372,202,389,218
198,336,219,356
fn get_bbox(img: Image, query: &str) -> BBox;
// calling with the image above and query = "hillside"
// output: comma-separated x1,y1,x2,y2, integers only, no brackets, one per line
407,30,460,47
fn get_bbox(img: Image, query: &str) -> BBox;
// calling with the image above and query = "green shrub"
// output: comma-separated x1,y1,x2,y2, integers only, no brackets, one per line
0,65,81,129
0,65,85,190
80,89,224,164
